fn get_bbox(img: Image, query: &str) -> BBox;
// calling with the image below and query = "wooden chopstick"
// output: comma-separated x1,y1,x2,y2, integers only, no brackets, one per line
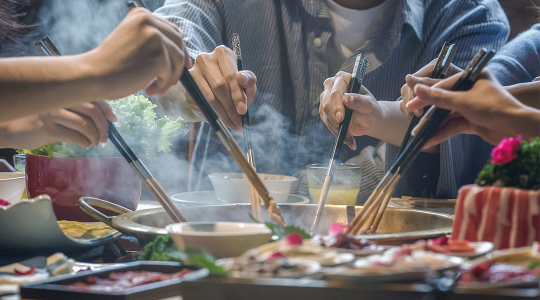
397,42,457,155
233,33,263,222
35,36,188,223
345,48,495,235
310,54,368,236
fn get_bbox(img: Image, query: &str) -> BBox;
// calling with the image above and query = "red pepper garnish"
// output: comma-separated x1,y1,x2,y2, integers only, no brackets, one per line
15,265,36,275
328,223,347,237
266,251,285,261
283,233,303,246
0,199,10,206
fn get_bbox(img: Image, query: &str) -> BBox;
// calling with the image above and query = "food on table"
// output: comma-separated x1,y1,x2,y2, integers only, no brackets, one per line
312,233,379,251
341,246,462,275
460,260,540,284
459,243,540,285
255,233,343,265
0,199,10,206
223,249,318,278
57,220,115,239
412,236,476,254
309,186,360,206
46,252,75,276
68,269,193,292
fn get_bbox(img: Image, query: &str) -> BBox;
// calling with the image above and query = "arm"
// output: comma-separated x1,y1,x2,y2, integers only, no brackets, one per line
0,8,190,123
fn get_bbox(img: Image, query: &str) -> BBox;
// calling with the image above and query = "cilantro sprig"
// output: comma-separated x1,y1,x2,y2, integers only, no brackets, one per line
250,214,310,239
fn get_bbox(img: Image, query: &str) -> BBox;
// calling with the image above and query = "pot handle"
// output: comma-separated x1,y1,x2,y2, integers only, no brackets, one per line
78,197,133,227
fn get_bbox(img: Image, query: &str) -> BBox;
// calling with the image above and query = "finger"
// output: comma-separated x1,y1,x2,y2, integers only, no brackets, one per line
191,68,240,132
237,71,257,107
343,92,377,115
55,110,100,147
66,103,107,146
413,83,465,111
214,46,245,116
50,124,94,149
330,72,351,123
421,117,471,148
94,100,118,122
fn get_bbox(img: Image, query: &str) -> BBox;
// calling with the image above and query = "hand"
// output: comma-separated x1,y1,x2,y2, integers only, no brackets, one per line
0,101,117,149
319,71,383,150
408,70,528,146
187,45,257,133
399,59,462,120
85,8,192,99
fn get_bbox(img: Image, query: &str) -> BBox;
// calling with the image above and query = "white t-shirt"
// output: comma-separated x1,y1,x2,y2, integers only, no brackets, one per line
325,0,393,75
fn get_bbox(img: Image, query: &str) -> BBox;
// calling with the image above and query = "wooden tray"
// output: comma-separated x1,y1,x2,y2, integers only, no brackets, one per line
20,261,208,300
179,276,540,300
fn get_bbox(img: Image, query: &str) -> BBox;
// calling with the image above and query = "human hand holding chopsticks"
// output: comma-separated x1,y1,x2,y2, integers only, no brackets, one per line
184,45,257,134
409,69,540,146
399,59,463,119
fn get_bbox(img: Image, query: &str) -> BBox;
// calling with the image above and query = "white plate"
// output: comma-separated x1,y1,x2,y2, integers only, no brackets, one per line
171,191,309,206
332,245,388,257
457,244,540,290
447,241,494,258
216,257,322,279
315,252,355,266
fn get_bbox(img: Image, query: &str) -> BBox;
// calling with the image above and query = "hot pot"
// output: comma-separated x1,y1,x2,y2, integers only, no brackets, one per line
80,197,453,245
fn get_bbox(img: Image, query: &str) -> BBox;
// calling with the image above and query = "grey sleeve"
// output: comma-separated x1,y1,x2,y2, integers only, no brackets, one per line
154,0,224,59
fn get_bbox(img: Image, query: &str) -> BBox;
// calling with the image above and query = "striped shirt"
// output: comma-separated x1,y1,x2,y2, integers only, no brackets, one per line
155,0,509,203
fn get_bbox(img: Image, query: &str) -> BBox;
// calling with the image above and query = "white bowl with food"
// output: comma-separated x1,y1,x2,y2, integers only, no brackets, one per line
208,173,297,204
0,172,26,205
165,221,273,259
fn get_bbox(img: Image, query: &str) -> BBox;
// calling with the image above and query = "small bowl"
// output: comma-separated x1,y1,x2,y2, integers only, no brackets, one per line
208,173,297,203
165,221,273,259
0,172,26,205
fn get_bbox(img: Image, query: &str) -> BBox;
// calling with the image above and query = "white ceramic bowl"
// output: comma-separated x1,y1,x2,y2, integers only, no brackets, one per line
0,172,26,205
165,221,273,259
208,173,297,204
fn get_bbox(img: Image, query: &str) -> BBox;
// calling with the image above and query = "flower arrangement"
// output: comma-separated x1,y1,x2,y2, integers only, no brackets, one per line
476,136,540,190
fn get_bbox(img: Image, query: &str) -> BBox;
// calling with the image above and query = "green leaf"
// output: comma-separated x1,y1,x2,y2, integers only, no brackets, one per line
183,248,229,276
249,213,310,239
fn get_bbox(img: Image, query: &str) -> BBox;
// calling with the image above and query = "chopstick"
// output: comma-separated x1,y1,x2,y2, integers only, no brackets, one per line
35,37,188,223
127,0,286,225
345,48,495,235
310,54,368,236
397,42,457,155
232,33,263,222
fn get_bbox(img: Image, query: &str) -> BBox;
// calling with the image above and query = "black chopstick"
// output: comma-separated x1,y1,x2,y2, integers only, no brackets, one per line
310,53,368,236
397,42,456,155
232,33,255,166
36,36,188,223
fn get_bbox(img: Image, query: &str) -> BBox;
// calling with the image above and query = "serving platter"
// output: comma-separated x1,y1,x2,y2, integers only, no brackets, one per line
19,261,208,300
0,195,121,254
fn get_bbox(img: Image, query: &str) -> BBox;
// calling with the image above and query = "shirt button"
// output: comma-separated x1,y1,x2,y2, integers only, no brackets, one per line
314,38,322,48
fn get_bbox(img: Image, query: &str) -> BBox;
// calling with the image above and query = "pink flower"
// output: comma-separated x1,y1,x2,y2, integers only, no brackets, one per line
283,233,303,246
491,135,522,165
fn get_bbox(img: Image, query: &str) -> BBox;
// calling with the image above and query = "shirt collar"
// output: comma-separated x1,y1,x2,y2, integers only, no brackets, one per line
400,0,424,42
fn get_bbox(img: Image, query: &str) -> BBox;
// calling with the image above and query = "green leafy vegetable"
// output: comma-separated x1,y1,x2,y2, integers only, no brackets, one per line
18,94,183,161
140,235,228,275
250,214,310,239
528,260,540,270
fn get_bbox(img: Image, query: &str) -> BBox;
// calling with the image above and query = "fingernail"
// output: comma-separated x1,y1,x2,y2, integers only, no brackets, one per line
344,93,352,104
242,73,249,84
336,110,342,122
237,102,246,114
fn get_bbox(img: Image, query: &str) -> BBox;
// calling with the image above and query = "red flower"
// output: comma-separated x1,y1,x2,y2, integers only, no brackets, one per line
491,135,522,165
283,233,303,246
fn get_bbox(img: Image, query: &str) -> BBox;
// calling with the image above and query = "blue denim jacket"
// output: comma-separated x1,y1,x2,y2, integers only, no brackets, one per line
155,0,509,202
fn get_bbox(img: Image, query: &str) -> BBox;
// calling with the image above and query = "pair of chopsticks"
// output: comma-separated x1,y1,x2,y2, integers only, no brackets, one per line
35,37,188,223
310,54,368,236
232,33,262,222
345,48,495,235
126,1,286,225
397,42,457,155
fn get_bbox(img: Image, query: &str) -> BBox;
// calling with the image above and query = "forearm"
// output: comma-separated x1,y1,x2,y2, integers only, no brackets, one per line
505,106,540,141
505,81,540,110
0,55,104,122
368,101,411,146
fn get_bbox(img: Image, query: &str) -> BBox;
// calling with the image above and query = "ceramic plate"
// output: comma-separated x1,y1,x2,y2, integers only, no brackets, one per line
216,257,322,279
447,242,494,258
0,195,121,254
171,191,309,206
457,245,540,290
331,245,388,257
